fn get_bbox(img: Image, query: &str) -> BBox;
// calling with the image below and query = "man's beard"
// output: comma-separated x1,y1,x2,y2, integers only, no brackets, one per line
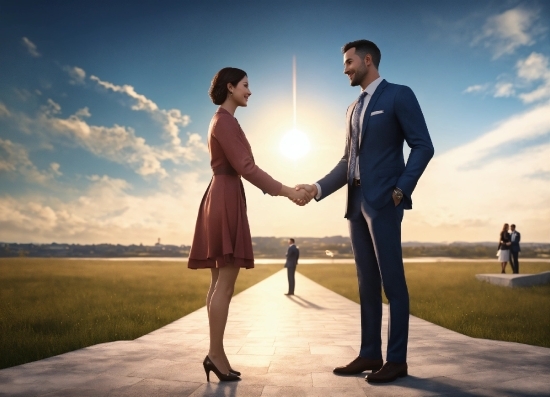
350,65,367,87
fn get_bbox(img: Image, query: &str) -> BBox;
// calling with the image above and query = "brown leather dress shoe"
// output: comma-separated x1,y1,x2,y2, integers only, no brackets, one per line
366,361,408,383
333,356,383,375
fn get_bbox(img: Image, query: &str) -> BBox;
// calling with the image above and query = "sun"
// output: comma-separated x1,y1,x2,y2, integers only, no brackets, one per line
279,128,311,160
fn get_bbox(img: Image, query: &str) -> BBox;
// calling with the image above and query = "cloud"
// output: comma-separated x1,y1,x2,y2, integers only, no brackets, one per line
50,162,62,176
0,138,58,184
1,93,208,179
0,171,207,244
463,84,489,94
463,52,550,103
494,81,515,97
0,103,11,118
472,6,546,59
21,37,41,57
13,88,34,101
90,75,192,147
63,66,86,85
36,103,169,178
517,52,550,103
405,100,550,242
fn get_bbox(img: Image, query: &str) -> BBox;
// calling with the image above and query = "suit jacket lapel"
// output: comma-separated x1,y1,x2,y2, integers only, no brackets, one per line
360,79,387,147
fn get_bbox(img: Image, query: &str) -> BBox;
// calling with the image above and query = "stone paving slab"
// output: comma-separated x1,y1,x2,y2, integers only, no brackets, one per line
476,271,550,287
1,269,549,396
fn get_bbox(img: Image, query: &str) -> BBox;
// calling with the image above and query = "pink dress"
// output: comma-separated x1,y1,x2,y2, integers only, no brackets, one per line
188,108,282,269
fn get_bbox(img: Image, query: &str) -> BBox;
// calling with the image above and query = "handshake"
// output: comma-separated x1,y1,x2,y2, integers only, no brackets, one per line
281,184,318,206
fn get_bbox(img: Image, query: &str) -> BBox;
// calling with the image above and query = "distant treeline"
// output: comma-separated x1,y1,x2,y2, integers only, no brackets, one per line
251,237,550,259
1,237,549,259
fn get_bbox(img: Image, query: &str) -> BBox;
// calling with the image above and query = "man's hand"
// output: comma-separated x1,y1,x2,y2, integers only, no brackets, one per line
291,184,317,206
392,189,403,207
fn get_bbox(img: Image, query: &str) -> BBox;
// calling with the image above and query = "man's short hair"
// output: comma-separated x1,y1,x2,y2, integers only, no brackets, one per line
289,238,295,244
511,224,516,228
342,39,381,69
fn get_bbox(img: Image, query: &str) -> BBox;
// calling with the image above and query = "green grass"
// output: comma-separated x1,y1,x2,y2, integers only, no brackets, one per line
0,258,281,370
298,261,550,348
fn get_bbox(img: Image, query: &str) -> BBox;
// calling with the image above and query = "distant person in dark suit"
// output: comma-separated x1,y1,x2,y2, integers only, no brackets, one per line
284,238,299,295
509,224,521,274
497,223,511,273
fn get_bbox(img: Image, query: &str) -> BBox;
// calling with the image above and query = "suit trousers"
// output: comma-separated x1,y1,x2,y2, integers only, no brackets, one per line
347,184,409,363
510,251,519,274
287,266,296,294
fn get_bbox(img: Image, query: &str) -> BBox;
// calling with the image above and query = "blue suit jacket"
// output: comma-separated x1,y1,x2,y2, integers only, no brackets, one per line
317,80,434,217
510,232,521,252
285,245,299,268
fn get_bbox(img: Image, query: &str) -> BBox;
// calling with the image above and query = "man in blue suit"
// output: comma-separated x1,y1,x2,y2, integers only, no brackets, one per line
509,224,521,274
284,238,299,295
296,40,434,383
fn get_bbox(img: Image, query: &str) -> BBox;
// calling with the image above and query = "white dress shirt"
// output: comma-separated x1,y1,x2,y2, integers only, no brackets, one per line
314,76,383,199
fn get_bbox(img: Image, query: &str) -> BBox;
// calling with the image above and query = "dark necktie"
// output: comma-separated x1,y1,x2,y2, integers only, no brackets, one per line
348,91,368,185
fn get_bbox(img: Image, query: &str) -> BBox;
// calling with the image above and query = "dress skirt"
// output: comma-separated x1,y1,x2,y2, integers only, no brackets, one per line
188,174,254,269
498,249,510,262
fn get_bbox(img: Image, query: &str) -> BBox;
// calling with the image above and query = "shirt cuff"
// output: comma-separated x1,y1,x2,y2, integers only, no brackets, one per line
314,183,322,200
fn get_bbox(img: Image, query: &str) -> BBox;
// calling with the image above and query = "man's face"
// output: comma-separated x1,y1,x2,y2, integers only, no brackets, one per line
343,48,368,87
289,240,293,245
511,226,516,232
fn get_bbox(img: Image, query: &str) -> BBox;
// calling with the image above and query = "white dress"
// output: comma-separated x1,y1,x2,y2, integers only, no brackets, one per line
498,249,510,262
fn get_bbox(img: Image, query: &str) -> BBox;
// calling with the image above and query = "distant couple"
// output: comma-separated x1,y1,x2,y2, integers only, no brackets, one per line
497,223,521,274
188,40,434,384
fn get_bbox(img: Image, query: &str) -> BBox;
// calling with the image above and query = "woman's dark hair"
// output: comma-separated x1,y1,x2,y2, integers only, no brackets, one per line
209,67,247,105
501,223,509,233
342,39,381,70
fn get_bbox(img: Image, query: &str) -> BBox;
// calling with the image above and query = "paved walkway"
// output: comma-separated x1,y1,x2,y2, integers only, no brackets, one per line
1,270,549,396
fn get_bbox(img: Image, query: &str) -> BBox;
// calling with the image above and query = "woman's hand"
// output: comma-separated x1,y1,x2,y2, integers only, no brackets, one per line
279,185,313,206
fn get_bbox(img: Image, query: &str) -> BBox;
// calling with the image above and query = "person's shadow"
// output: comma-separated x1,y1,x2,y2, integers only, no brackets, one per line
286,294,325,309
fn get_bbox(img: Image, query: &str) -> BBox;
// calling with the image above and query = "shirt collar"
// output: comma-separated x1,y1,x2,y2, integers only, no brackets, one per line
362,76,383,96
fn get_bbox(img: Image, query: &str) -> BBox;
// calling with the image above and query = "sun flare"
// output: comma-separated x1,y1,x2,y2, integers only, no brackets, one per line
279,128,311,160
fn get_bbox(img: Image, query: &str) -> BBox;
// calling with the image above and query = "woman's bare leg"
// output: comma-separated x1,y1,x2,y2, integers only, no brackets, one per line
207,268,219,318
207,265,240,374
207,268,233,370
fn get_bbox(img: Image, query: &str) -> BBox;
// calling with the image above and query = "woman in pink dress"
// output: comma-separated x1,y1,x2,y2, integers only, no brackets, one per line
188,67,310,382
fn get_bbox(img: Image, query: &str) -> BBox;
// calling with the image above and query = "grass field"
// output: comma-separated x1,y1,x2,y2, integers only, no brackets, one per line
298,261,550,348
0,258,281,370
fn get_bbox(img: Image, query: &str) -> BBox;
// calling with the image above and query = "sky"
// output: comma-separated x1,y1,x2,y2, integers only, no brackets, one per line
1,0,549,245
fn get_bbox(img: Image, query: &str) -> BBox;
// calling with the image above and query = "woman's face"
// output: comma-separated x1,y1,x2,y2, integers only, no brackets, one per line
229,77,251,107
505,224,509,231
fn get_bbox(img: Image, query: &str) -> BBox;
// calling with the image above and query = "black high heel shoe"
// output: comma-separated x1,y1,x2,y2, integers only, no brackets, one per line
203,356,240,382
229,368,241,376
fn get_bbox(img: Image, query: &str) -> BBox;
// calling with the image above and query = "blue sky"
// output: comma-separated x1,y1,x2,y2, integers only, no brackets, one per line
1,0,549,244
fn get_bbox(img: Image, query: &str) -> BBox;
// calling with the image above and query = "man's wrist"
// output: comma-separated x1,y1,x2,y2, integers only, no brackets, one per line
393,187,404,201
313,183,322,200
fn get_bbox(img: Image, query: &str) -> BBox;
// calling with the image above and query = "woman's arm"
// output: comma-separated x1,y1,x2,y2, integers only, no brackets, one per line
212,115,282,195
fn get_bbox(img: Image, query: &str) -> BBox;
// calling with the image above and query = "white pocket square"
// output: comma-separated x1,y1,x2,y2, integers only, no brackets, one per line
371,110,384,116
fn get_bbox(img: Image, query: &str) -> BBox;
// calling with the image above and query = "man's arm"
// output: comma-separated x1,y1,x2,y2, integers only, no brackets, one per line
394,86,434,201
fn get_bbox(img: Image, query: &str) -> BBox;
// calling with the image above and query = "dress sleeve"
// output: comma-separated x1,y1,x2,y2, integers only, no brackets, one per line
211,115,282,196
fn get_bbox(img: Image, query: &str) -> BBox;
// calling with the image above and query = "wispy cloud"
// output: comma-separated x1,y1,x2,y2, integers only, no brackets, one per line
1,96,208,179
464,52,550,103
21,37,41,57
90,75,191,147
463,84,489,94
63,66,86,85
472,6,546,59
0,171,207,244
494,81,515,97
0,103,11,117
0,138,59,184
407,100,550,242
37,100,169,178
517,52,550,103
